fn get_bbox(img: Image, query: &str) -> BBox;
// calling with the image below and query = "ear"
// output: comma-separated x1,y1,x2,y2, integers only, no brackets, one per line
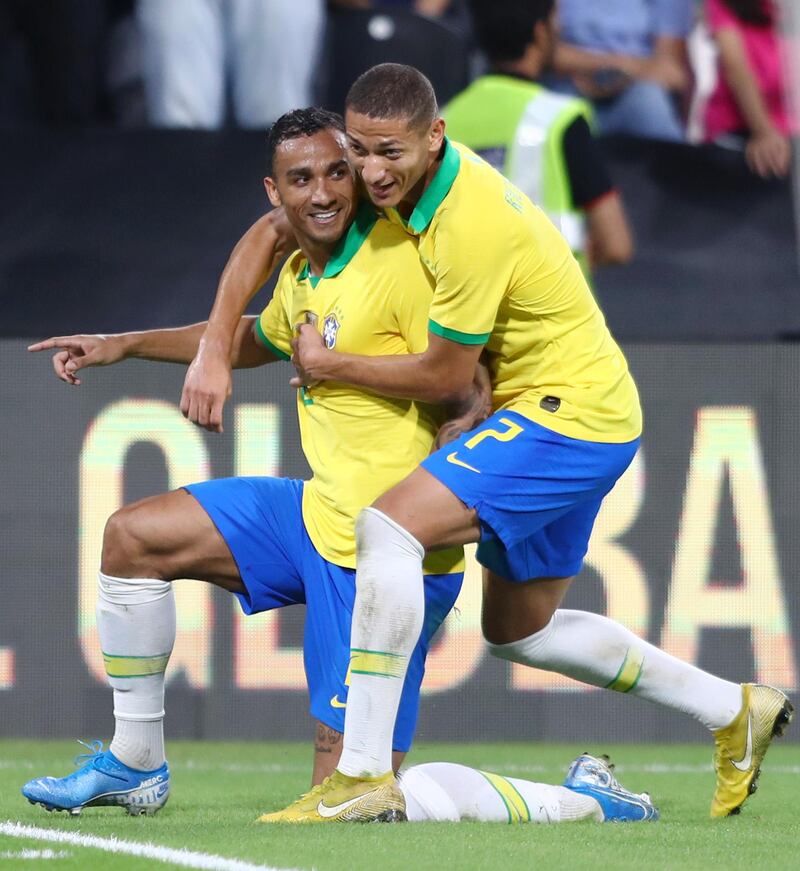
264,176,282,208
429,117,446,153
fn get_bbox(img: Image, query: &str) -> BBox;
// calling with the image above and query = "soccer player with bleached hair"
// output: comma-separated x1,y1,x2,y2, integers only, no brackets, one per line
181,65,792,825
21,107,656,825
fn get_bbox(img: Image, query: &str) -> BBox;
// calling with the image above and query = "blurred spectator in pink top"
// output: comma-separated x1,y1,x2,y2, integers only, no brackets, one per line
704,0,790,178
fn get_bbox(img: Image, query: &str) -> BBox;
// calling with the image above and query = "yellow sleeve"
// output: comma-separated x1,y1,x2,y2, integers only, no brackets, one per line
427,210,515,346
255,267,294,360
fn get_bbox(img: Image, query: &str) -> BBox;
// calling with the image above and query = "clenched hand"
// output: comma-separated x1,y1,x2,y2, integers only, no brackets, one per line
180,345,232,433
289,323,327,389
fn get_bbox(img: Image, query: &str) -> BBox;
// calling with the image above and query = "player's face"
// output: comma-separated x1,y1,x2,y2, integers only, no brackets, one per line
345,110,445,210
264,129,356,246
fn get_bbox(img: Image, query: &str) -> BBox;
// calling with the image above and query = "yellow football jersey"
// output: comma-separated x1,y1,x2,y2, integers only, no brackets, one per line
384,138,642,444
256,202,463,574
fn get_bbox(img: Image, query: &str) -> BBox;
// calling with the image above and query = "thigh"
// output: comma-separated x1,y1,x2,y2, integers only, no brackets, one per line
102,488,243,590
372,466,481,551
422,410,639,552
477,484,612,642
477,491,607,583
600,80,685,141
185,476,308,612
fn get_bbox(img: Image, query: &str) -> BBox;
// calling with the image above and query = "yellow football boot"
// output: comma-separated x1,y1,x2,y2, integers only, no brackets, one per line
257,769,406,824
710,683,793,817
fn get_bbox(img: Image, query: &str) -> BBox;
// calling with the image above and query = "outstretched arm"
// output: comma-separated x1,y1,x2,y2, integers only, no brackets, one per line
29,317,275,389
181,208,296,432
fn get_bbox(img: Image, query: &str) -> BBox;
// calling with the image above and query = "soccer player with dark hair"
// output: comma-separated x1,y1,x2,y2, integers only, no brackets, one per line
180,67,792,824
21,107,469,815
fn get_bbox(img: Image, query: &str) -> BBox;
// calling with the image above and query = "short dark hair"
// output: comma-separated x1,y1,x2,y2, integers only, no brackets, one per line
345,63,438,132
469,0,555,63
265,107,345,175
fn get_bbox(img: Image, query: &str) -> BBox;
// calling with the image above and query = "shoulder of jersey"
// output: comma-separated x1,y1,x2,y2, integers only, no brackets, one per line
445,142,511,213
450,141,503,185
368,214,419,256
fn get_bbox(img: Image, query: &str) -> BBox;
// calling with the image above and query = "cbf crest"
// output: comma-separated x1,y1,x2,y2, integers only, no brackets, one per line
323,312,341,349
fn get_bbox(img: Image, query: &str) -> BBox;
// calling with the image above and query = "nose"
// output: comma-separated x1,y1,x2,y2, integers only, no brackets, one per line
310,176,335,207
361,155,387,186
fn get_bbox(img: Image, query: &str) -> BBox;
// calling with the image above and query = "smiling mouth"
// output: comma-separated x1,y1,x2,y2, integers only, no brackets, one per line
308,209,340,225
369,181,395,199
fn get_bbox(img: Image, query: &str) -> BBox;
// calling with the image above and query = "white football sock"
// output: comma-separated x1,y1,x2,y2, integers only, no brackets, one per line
489,609,743,731
337,508,425,778
97,571,175,771
400,762,602,823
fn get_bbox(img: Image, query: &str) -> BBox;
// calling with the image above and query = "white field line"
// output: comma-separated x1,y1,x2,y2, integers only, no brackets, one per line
0,848,72,859
0,822,307,871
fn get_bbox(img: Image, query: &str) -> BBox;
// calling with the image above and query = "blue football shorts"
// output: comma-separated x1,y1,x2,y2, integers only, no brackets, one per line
421,409,640,582
184,476,463,752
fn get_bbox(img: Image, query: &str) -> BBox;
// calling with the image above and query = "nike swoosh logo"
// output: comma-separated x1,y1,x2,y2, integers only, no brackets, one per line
330,695,347,709
317,794,366,819
731,714,753,771
446,452,481,474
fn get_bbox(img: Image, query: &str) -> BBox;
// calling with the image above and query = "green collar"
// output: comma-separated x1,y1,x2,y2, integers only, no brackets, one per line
297,201,378,284
405,137,461,234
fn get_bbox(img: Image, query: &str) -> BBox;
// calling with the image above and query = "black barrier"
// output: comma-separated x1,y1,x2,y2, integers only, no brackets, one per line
1,341,798,743
596,140,800,339
1,131,797,340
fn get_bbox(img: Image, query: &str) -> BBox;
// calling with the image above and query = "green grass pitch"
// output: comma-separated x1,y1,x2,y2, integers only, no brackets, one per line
2,741,799,870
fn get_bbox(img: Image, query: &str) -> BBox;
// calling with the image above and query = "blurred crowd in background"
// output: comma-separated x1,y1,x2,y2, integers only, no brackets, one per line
0,0,793,182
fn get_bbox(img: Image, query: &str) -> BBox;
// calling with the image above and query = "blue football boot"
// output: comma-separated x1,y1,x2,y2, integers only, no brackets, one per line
563,753,659,822
21,740,169,817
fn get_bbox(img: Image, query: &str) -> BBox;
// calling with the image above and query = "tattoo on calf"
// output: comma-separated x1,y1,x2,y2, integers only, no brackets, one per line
314,723,342,754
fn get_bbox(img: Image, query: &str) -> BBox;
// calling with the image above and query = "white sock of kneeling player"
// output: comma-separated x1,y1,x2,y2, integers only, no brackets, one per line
97,571,175,771
337,508,426,779
400,763,602,823
489,609,743,731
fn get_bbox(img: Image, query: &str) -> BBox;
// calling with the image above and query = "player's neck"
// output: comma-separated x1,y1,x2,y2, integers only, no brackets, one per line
299,236,338,277
492,51,544,83
397,146,446,219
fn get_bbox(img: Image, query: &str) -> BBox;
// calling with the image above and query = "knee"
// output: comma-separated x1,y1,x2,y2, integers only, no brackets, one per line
353,507,425,617
101,504,160,578
621,81,684,141
355,507,422,563
625,80,671,108
481,576,562,644
482,612,554,646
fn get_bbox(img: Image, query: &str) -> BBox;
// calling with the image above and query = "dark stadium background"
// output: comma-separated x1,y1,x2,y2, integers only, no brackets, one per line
1,131,799,745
